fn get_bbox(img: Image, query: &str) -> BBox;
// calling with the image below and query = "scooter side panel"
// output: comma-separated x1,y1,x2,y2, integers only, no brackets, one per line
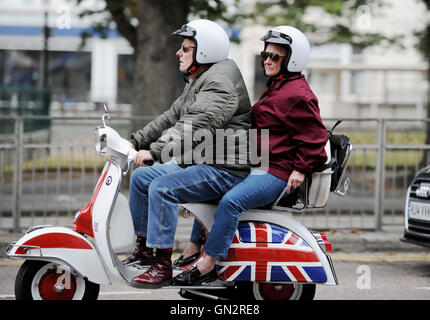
180,203,337,285
91,161,125,280
7,226,111,284
217,222,328,283
109,192,135,253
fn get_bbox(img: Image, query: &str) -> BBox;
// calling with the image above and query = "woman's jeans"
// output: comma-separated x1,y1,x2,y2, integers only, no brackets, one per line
190,169,288,259
129,160,243,249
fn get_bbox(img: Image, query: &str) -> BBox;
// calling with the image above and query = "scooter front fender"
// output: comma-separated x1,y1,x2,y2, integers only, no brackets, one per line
6,226,111,285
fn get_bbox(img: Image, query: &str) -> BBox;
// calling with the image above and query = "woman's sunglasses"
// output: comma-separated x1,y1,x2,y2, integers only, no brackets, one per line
182,45,195,53
260,51,285,62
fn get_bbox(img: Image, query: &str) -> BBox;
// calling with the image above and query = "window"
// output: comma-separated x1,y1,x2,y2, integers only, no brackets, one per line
48,51,91,102
117,54,134,104
0,50,39,87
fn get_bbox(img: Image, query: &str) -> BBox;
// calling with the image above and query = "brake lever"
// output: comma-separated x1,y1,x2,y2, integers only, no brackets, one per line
122,158,154,177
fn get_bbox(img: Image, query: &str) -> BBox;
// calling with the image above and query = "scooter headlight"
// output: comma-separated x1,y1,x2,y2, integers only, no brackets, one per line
95,129,107,155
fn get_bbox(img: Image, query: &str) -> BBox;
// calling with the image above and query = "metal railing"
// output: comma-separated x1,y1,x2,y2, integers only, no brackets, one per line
1,115,430,232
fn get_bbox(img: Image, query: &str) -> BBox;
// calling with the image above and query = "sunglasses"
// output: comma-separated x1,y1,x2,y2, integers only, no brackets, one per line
260,51,285,62
181,44,195,53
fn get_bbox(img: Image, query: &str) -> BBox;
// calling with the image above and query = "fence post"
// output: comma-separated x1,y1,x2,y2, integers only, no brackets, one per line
13,117,23,233
374,118,386,231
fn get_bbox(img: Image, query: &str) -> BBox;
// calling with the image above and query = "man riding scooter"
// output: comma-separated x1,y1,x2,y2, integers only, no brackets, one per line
124,19,252,288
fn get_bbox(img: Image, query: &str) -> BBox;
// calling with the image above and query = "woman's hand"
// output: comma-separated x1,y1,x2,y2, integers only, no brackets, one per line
134,150,155,166
287,170,305,193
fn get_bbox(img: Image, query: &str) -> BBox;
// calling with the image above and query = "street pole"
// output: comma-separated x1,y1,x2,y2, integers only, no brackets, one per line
13,117,23,233
39,9,50,88
374,119,386,231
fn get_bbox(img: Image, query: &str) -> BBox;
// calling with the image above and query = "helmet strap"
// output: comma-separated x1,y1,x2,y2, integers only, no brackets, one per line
278,45,292,76
182,63,199,82
186,63,200,76
184,38,201,76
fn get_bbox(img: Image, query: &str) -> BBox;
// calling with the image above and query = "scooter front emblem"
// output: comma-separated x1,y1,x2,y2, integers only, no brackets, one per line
106,176,112,185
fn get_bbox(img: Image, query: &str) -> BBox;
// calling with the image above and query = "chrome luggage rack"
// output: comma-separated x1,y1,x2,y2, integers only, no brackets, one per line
5,242,43,257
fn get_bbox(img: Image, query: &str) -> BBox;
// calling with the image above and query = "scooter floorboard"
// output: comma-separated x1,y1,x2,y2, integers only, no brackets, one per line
161,284,230,290
120,262,230,290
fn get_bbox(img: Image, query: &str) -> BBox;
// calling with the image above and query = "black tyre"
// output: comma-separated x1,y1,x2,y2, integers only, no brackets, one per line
15,260,100,300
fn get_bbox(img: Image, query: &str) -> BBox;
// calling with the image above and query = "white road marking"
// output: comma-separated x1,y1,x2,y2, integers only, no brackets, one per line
0,291,152,299
99,291,151,296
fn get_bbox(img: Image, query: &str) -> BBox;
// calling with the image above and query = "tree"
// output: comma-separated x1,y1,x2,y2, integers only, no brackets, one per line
78,0,237,120
246,0,396,49
78,0,397,117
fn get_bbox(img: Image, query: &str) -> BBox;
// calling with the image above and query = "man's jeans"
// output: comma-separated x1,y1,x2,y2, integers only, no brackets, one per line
129,160,243,249
190,169,288,259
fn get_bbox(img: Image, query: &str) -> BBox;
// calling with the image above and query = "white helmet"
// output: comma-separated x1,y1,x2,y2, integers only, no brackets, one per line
260,26,310,73
173,19,230,67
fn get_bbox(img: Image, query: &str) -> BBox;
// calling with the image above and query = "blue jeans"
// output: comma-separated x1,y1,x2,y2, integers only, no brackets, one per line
190,169,288,259
129,160,243,249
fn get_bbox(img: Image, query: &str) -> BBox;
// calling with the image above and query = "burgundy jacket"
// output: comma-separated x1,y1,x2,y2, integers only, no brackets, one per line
252,74,328,181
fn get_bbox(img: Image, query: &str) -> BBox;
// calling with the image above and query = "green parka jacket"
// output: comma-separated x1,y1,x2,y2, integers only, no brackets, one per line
130,59,252,177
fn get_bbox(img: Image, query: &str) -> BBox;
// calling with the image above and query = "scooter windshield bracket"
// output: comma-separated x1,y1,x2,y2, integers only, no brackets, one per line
102,104,111,127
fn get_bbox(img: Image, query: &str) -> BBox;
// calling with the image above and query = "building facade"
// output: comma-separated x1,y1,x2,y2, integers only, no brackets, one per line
0,0,428,118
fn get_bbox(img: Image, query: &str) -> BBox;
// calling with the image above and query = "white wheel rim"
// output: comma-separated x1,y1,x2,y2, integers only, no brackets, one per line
31,262,86,300
252,282,304,300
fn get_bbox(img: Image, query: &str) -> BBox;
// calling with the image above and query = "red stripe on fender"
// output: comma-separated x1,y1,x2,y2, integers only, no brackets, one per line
224,247,319,263
16,232,92,254
285,233,299,245
255,260,268,281
218,265,241,281
288,266,307,282
231,231,240,244
254,223,269,248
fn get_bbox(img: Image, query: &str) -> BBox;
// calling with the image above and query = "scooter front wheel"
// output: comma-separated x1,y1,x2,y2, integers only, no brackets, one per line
15,260,100,300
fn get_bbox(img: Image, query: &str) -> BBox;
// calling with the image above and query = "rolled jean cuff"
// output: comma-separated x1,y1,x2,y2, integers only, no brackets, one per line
203,247,227,260
145,241,174,249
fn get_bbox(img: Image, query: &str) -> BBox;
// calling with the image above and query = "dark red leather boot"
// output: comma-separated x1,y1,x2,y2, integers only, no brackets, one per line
131,248,172,288
122,236,153,265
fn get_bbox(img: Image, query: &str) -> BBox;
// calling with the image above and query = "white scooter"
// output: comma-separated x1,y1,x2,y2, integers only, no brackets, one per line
6,106,352,300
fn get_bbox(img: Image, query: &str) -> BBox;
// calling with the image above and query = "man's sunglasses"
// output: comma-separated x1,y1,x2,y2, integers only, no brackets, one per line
260,51,285,62
182,45,195,53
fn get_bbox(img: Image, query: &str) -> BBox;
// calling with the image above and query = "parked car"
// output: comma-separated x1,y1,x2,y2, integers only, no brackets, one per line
401,165,430,247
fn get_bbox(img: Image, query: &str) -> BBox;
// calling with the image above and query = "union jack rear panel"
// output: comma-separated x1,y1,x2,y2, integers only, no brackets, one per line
217,222,328,283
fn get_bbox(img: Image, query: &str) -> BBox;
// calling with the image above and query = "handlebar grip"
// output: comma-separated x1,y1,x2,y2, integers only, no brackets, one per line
143,160,154,166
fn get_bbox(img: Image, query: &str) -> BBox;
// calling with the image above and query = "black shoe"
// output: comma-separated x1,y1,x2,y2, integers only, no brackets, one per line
172,266,218,286
172,252,201,268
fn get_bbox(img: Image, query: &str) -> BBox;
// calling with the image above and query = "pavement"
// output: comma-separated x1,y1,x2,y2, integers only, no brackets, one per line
0,216,426,258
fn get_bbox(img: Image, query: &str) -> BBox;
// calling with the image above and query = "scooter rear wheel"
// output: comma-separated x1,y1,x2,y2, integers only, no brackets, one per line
239,282,316,300
15,260,100,300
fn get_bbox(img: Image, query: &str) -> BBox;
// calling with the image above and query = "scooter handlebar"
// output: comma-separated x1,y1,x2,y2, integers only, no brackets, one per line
127,148,155,166
127,148,138,164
